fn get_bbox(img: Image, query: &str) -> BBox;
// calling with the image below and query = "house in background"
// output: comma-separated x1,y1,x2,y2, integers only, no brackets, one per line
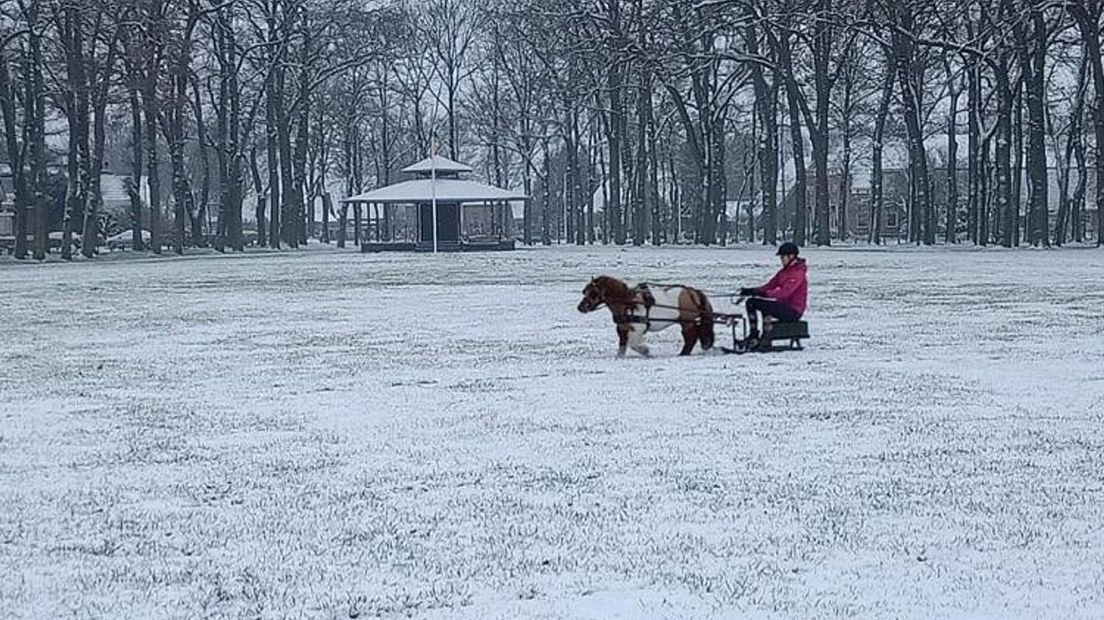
780,168,909,241
0,169,151,252
780,164,1098,243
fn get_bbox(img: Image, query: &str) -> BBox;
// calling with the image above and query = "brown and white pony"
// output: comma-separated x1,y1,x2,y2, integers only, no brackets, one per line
577,275,715,357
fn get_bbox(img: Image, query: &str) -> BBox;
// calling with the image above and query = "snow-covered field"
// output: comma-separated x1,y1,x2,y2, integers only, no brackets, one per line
2,245,1103,619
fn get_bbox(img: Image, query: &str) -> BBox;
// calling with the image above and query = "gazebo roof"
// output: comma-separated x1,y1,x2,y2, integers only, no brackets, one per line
401,155,473,175
341,178,527,204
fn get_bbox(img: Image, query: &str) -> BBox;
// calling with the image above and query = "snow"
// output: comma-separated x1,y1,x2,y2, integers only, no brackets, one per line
401,155,475,175
2,244,1103,619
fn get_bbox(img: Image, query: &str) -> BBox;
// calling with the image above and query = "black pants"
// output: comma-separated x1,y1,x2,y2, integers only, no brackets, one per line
745,297,801,336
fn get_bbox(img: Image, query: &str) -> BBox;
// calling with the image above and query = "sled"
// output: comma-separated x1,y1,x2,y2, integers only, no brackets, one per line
717,314,810,354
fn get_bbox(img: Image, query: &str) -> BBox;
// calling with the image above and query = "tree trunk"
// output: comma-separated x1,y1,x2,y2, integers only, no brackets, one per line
1072,129,1087,244
964,3,985,245
322,192,332,243
250,147,265,247
1012,75,1024,247
747,21,777,245
1023,10,1048,246
85,71,110,258
634,66,650,246
563,110,577,244
266,83,281,249
63,89,81,261
586,116,597,244
522,133,533,245
276,67,296,248
619,85,634,242
1088,6,1104,245
995,56,1014,248
782,84,806,243
838,56,853,243
293,19,310,247
28,9,49,261
61,6,89,261
0,51,29,259
944,56,959,244
337,202,347,248
871,58,893,246
889,5,933,245
980,132,993,245
1054,54,1088,245
776,34,806,245
541,138,551,245
266,1,281,249
711,112,727,245
573,108,585,245
648,90,662,245
212,3,242,252
191,132,208,248
966,56,981,244
126,69,143,251
83,19,118,258
143,77,161,254
166,59,193,256
811,0,831,247
607,50,624,244
353,204,361,245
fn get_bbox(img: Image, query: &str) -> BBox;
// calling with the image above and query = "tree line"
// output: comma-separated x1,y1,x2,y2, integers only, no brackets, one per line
1,0,1102,261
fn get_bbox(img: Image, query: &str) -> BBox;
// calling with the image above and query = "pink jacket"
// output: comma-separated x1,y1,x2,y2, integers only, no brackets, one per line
757,258,808,316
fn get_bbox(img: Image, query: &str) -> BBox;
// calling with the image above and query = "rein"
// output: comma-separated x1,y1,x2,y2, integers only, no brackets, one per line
632,281,743,299
588,291,743,327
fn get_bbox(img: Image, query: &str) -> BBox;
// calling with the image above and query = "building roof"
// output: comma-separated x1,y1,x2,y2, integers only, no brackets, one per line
342,178,527,204
401,155,474,175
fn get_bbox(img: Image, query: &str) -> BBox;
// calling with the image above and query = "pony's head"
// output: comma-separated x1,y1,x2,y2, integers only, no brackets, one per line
577,276,607,313
578,275,632,313
578,275,622,313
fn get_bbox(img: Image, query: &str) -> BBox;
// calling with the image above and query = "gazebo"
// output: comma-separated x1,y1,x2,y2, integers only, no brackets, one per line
342,155,528,253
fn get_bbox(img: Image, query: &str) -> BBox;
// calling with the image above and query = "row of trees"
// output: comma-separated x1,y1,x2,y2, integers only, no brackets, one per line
1,0,1102,261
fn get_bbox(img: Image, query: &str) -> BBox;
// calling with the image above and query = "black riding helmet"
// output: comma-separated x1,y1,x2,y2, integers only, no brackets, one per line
776,242,799,257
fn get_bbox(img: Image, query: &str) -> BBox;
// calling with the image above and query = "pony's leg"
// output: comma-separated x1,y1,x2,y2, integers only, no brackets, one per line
617,326,629,357
679,325,698,356
628,329,650,357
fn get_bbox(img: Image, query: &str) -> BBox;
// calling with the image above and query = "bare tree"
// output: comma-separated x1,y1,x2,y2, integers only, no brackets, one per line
0,27,31,259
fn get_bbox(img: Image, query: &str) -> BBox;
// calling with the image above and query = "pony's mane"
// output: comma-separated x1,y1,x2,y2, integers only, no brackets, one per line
593,275,630,297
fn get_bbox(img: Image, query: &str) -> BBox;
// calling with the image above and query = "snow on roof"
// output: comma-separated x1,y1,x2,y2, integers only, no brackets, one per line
400,155,474,175
342,178,527,204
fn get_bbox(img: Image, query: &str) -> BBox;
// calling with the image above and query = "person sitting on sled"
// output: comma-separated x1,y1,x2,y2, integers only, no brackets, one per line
739,242,807,347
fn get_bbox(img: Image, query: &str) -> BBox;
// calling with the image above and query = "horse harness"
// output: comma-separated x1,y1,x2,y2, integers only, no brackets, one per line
609,283,704,330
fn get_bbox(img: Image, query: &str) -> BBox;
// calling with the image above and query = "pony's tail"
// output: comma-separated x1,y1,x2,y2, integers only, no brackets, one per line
697,290,715,350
